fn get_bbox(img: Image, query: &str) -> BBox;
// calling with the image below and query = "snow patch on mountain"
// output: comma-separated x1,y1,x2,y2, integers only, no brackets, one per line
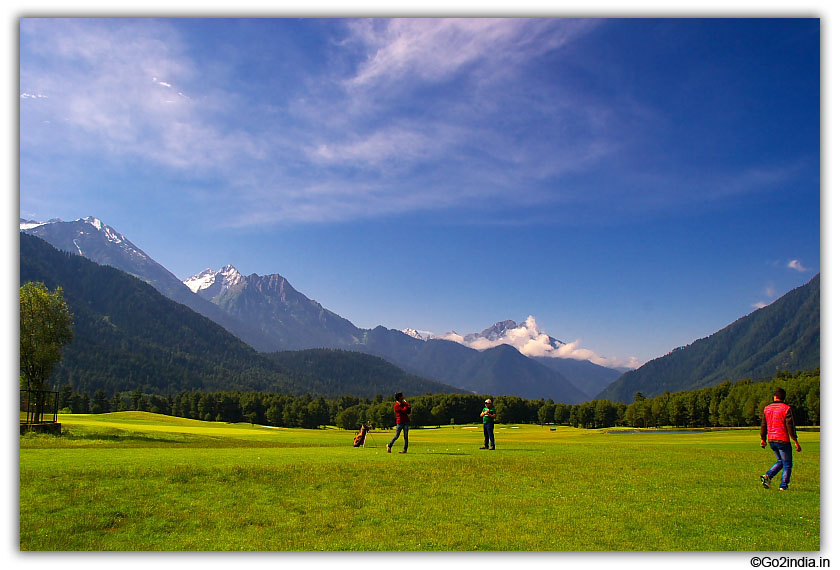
20,219,47,230
184,268,218,293
84,216,104,231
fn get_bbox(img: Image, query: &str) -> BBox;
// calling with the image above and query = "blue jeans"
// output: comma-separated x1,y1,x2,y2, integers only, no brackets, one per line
483,422,495,448
389,424,409,451
767,441,794,489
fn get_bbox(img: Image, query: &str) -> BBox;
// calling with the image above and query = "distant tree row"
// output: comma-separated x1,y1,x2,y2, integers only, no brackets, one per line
562,369,819,429
55,369,819,430
617,369,819,429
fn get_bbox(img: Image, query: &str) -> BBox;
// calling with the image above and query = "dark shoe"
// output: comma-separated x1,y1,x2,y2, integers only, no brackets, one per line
479,446,488,449
489,447,495,450
760,474,770,489
399,450,407,454
387,445,392,453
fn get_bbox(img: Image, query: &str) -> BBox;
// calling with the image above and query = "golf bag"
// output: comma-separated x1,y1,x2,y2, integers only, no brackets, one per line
353,424,370,447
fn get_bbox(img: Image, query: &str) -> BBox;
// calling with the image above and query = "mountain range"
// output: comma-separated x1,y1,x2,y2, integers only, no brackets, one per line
20,216,820,403
22,217,276,352
20,232,461,398
21,217,602,402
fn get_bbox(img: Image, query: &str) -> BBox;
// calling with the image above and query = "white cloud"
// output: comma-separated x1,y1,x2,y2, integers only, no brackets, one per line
787,259,809,272
434,315,641,370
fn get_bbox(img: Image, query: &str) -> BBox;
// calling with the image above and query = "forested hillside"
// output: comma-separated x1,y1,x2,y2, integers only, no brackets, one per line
20,233,460,398
598,274,819,403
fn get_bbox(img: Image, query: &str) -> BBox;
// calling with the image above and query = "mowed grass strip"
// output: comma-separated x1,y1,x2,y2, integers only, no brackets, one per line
20,413,820,551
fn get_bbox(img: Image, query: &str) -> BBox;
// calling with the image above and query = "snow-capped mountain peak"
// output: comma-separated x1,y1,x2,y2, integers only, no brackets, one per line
219,264,244,285
184,265,244,296
21,216,147,260
81,216,133,250
401,328,429,341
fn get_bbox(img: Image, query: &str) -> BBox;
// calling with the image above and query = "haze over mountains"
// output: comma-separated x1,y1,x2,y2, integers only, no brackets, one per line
21,217,820,403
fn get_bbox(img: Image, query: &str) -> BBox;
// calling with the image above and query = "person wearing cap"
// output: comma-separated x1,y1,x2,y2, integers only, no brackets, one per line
480,398,497,450
760,387,802,491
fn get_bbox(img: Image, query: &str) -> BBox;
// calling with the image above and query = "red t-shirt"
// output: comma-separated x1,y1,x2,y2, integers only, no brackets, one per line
394,401,411,424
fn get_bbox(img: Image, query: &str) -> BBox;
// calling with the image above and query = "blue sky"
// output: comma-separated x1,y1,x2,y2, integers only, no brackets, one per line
18,17,821,369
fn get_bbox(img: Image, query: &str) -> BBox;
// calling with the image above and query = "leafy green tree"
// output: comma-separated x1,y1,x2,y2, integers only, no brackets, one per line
91,389,109,414
20,282,74,422
149,395,170,415
554,403,570,425
241,393,266,425
806,385,820,426
367,402,393,429
111,392,125,412
593,400,616,428
58,384,73,410
537,401,555,425
336,405,365,430
266,402,284,426
668,394,686,427
624,402,639,428
409,399,432,427
304,397,330,429
430,403,447,427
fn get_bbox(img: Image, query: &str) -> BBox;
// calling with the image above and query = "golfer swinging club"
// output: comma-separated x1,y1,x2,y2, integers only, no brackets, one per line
387,392,411,454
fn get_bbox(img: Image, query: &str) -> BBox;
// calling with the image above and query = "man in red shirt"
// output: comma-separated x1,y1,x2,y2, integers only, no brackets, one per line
387,392,411,454
760,387,802,491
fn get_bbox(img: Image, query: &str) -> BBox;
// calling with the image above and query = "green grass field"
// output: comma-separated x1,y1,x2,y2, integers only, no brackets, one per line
19,412,820,551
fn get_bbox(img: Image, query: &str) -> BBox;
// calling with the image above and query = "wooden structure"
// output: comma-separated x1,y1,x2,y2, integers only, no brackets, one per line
20,389,61,434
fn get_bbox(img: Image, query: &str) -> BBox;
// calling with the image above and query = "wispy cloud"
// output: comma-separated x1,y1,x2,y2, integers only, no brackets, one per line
751,282,778,310
20,18,810,228
20,19,265,173
344,19,597,89
787,259,809,272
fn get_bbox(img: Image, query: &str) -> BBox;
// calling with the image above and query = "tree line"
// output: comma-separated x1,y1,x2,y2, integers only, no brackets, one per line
55,368,819,430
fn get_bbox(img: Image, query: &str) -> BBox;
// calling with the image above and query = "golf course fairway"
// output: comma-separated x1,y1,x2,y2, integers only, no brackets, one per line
19,412,820,551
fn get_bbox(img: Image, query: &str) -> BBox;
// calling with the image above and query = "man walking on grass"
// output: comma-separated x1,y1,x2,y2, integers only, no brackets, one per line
760,387,801,491
387,392,411,454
